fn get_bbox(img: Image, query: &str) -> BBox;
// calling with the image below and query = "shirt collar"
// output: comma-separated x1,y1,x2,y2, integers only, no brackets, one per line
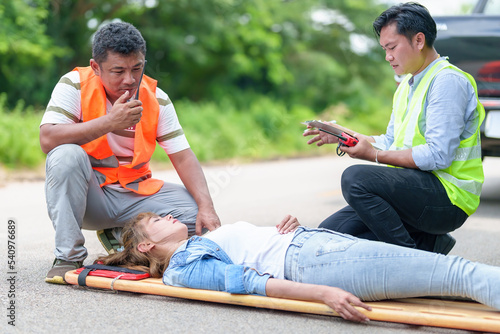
409,56,448,87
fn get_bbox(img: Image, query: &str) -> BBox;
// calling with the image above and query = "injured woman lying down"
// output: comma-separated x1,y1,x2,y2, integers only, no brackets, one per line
97,212,500,323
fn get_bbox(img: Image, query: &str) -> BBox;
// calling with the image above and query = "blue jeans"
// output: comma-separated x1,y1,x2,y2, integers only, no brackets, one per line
319,165,468,250
284,228,499,309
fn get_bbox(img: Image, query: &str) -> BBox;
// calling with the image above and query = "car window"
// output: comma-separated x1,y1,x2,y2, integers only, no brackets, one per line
484,0,500,14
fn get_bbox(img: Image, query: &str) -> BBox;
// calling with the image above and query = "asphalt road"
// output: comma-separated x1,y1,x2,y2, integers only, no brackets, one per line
1,155,499,334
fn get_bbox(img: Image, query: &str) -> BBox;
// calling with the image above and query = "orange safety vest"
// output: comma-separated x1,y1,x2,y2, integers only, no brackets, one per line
75,66,164,195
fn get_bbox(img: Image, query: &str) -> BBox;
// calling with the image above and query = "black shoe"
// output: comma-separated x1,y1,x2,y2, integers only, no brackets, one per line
433,233,456,255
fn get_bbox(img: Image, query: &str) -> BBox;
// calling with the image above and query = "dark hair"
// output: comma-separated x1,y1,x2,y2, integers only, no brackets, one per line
92,22,146,64
373,2,436,48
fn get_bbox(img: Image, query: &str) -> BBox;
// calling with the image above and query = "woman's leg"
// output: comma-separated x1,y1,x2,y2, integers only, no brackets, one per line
285,229,500,309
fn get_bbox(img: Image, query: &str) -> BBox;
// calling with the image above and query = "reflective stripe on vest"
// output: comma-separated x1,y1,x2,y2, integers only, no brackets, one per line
75,66,164,195
391,59,485,215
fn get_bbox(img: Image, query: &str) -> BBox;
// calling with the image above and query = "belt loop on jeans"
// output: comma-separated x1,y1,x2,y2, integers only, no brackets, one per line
284,228,319,280
289,227,319,247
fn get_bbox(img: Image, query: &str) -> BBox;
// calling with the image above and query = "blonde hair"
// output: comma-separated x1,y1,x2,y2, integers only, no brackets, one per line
96,212,174,278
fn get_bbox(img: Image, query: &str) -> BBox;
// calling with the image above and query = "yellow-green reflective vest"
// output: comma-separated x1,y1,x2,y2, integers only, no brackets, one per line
391,59,485,216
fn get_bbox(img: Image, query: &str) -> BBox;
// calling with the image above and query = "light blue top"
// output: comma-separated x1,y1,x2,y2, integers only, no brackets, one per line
163,236,271,295
373,57,480,171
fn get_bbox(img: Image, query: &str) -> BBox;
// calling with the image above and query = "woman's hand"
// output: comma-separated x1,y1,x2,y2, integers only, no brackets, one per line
320,286,372,323
265,279,372,323
276,214,300,234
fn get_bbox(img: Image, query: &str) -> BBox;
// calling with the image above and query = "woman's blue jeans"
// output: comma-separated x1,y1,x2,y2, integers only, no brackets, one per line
284,228,499,309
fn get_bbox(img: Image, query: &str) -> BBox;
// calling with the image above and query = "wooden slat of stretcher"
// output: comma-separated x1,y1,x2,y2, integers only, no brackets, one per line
65,270,500,333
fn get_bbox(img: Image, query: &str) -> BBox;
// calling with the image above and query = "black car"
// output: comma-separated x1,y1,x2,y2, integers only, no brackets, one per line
433,0,500,158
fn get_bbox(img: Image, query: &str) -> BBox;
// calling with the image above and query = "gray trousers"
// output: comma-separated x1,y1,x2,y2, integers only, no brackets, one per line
45,144,198,262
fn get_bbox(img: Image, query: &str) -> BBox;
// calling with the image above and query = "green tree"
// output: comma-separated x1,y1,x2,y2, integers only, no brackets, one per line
3,0,396,115
0,0,68,107
114,0,292,102
273,0,395,112
116,0,395,113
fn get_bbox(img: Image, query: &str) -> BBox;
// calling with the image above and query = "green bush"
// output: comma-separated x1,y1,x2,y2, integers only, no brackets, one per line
0,94,45,168
1,91,391,170
152,95,320,163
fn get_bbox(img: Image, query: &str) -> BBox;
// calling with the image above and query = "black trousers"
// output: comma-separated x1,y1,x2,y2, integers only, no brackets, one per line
319,164,468,251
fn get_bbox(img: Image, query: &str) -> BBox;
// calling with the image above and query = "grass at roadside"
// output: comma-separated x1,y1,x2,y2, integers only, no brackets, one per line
0,94,46,168
0,92,390,171
152,96,321,163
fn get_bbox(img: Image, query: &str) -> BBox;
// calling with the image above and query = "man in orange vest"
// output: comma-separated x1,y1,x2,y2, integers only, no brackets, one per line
40,22,221,284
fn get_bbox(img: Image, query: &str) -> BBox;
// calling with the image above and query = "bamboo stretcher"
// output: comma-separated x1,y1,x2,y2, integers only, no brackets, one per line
65,270,500,332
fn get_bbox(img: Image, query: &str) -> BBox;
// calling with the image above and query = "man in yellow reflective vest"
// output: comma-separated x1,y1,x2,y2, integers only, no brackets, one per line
304,3,484,255
40,22,220,284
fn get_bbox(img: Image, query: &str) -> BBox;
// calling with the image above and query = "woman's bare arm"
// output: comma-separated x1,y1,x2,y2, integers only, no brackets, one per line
265,278,371,323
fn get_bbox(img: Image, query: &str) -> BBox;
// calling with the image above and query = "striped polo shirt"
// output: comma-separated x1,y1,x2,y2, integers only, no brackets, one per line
41,71,190,190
